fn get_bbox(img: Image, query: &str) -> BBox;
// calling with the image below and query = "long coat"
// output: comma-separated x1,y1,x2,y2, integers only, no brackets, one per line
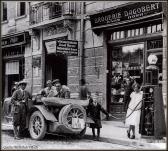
87,100,108,128
11,89,31,127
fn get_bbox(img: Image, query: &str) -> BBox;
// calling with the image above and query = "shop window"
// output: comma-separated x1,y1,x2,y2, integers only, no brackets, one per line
2,2,7,21
17,2,26,17
147,23,163,34
110,43,144,105
111,31,125,40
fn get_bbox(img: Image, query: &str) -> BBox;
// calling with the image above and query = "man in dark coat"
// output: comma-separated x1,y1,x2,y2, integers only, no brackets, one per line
11,79,32,139
79,79,91,100
87,93,109,140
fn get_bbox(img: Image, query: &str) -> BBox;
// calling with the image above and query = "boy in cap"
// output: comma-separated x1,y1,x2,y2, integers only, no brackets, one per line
11,79,32,139
87,92,109,140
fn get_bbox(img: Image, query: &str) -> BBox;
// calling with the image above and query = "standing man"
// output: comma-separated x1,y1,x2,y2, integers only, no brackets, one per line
11,79,31,139
79,79,91,100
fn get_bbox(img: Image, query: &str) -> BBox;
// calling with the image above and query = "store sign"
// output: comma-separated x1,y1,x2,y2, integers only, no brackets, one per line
32,57,41,68
147,39,163,50
2,32,29,48
90,2,162,28
56,40,78,56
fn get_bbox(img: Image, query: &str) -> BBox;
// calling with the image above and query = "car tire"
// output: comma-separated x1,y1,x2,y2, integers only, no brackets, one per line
59,104,86,132
29,111,47,140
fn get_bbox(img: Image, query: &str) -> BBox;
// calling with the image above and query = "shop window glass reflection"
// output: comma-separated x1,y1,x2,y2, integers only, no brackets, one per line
111,43,144,103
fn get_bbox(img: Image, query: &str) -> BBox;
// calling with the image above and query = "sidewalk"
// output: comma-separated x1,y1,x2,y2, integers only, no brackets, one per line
2,121,166,149
85,120,167,149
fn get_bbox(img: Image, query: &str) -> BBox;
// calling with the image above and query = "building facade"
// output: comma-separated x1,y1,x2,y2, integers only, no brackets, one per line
1,1,31,98
1,1,167,123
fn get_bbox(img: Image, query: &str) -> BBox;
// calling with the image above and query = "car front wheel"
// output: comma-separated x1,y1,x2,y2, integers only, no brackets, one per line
29,111,47,140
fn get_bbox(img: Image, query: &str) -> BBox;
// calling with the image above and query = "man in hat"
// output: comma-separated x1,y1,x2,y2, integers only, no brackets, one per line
54,81,70,99
11,82,19,95
11,79,32,139
52,79,60,86
41,80,57,97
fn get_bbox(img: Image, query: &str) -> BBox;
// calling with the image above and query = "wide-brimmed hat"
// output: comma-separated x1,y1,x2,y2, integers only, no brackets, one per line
52,79,60,84
18,79,28,85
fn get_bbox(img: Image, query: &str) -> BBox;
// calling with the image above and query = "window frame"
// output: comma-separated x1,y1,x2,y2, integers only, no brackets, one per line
16,2,26,18
2,2,7,22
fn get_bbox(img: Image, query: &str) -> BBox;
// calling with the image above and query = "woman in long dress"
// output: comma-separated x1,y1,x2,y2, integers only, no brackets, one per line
125,83,143,139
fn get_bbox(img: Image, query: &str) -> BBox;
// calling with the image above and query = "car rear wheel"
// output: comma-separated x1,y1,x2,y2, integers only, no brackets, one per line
29,111,46,140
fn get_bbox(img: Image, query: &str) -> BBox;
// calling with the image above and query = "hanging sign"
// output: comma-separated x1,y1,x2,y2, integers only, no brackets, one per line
90,2,162,28
45,41,56,54
56,40,78,56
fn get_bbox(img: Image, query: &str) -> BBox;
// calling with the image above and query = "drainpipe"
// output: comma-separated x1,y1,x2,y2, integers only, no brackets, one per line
79,2,85,81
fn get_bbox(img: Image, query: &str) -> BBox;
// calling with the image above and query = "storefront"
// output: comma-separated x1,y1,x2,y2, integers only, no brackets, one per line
43,22,78,86
90,2,164,118
2,32,30,98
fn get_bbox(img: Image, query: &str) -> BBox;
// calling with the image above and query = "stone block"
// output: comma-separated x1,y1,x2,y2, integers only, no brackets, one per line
68,67,79,76
85,47,104,57
68,58,80,67
68,76,80,85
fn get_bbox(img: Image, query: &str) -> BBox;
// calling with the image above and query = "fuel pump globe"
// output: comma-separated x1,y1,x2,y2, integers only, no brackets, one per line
147,54,158,65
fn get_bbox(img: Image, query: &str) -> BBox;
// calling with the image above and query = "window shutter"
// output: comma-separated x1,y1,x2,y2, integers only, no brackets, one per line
17,2,21,16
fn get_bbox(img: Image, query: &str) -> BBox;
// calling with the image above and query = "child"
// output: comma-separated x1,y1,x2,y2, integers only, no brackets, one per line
125,83,143,139
87,93,109,140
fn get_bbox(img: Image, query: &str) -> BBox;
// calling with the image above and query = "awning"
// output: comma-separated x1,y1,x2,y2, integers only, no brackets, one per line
2,32,30,48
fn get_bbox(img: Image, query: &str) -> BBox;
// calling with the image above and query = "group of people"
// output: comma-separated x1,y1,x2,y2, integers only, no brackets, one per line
41,79,70,99
10,77,143,141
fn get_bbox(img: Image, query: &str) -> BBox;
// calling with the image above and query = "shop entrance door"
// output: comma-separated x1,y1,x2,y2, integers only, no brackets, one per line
108,43,144,120
46,54,67,85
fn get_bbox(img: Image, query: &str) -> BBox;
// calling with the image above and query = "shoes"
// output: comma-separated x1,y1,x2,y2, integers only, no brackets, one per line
14,136,22,140
96,137,100,141
127,130,130,138
130,135,135,139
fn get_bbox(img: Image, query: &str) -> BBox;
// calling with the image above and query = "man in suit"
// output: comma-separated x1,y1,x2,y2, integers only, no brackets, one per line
11,79,32,139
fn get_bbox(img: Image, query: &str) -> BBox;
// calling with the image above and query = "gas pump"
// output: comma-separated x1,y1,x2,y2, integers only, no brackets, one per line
140,54,166,139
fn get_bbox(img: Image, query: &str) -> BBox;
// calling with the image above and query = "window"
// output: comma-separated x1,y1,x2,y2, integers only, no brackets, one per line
2,2,7,21
17,2,26,17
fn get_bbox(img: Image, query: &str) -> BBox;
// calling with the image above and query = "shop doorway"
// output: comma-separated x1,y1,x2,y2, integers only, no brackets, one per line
107,43,144,119
45,54,67,85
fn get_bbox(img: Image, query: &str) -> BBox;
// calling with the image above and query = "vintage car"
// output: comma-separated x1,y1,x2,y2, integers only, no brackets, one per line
2,94,94,140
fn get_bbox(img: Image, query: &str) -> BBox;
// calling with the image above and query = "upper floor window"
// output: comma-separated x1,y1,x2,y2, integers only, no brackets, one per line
2,2,7,21
17,2,26,17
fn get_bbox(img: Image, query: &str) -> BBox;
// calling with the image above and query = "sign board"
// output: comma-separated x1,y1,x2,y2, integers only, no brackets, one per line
56,40,78,56
2,32,29,48
45,41,56,54
90,2,162,28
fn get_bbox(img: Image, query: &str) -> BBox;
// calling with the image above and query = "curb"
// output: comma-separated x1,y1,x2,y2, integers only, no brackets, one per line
84,134,166,149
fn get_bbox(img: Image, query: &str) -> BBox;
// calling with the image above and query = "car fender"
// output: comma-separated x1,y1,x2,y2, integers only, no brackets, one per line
29,105,57,122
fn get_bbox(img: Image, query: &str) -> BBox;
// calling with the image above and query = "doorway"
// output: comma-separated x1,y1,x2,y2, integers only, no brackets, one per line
107,43,144,119
45,54,67,85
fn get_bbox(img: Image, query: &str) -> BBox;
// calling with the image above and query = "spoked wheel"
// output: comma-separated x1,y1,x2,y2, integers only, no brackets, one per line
29,111,47,140
59,104,86,132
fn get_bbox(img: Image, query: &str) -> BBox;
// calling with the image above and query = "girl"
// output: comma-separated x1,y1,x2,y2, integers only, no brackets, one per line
125,83,143,139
